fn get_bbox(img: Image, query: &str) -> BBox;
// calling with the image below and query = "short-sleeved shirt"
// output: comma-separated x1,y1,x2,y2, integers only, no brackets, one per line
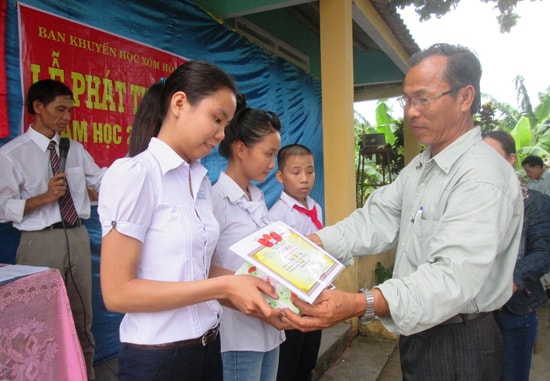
98,138,221,345
268,191,323,235
212,172,285,352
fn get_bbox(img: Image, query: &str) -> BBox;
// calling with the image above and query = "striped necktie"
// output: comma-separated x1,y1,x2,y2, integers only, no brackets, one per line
48,140,79,225
293,204,323,230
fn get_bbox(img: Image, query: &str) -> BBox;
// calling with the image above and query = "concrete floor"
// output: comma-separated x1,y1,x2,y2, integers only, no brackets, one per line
95,303,550,381
321,302,550,381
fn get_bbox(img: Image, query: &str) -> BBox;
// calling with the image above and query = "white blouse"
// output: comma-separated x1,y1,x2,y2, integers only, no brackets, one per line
212,172,285,352
98,138,221,345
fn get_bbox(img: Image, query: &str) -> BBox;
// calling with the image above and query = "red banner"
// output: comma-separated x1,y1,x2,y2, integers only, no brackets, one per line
19,4,187,166
0,0,8,138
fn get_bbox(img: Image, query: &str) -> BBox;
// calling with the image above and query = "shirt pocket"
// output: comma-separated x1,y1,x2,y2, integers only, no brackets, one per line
66,167,86,199
411,217,438,255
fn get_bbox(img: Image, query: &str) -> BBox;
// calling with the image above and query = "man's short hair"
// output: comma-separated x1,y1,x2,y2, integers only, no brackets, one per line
26,79,73,115
277,144,313,171
521,155,544,168
409,43,482,115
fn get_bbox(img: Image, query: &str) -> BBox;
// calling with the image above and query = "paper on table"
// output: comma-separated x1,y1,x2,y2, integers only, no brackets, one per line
230,220,344,304
0,264,50,285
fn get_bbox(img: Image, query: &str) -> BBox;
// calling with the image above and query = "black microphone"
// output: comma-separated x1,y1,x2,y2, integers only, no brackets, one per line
59,137,70,173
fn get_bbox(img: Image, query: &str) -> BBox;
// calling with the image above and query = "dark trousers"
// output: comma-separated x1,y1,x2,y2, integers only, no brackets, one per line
399,313,503,381
118,335,223,381
493,309,538,381
276,329,322,381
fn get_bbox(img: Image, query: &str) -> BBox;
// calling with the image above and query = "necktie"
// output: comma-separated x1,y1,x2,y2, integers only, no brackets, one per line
48,140,79,225
293,204,323,230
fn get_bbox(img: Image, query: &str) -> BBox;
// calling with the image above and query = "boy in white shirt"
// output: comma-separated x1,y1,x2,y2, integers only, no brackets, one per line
268,144,322,381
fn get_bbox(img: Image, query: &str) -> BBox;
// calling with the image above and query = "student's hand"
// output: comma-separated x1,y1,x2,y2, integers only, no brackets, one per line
281,289,365,332
224,275,279,318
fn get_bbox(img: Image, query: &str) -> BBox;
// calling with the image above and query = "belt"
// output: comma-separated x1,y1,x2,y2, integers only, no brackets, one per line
440,312,490,326
124,325,219,350
43,219,83,230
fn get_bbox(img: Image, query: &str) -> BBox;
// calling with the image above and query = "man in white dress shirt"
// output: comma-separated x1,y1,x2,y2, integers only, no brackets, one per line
0,79,106,380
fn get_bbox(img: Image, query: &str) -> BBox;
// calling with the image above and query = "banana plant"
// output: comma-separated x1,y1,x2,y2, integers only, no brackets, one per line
481,76,550,164
354,101,404,207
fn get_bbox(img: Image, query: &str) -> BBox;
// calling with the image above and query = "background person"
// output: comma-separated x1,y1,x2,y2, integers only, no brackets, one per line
483,130,550,381
98,62,278,381
0,79,106,380
268,144,323,381
282,43,523,381
211,97,285,381
521,155,550,196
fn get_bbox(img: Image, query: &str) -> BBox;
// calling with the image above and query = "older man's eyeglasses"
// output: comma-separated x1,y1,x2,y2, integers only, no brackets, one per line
397,88,456,109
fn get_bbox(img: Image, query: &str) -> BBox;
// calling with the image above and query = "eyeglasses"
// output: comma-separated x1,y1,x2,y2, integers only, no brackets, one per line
397,88,456,110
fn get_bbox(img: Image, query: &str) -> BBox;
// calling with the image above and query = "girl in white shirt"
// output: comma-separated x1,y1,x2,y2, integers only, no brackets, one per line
212,96,286,381
98,61,278,381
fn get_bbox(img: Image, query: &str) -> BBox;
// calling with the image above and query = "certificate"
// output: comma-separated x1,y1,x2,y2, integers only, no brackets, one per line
230,220,344,304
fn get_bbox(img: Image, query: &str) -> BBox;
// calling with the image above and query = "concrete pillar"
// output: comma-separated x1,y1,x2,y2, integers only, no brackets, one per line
319,0,358,329
319,0,356,223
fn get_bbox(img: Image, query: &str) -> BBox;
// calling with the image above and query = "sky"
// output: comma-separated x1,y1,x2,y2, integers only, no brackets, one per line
354,0,550,122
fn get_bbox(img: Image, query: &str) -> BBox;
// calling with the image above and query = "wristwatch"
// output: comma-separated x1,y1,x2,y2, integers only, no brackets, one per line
359,288,375,324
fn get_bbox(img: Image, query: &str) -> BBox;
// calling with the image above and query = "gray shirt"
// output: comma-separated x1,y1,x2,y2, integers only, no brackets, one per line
526,170,550,196
318,128,523,335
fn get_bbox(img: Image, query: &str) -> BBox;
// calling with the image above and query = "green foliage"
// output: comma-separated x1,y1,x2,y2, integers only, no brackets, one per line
511,116,533,150
355,100,404,207
389,0,536,33
477,76,550,171
375,261,393,284
356,79,550,208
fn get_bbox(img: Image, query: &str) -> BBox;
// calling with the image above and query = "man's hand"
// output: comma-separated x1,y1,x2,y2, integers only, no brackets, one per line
48,173,68,201
281,289,366,332
24,174,68,216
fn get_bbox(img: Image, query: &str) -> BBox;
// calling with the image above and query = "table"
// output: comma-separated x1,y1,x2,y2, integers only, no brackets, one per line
0,268,87,380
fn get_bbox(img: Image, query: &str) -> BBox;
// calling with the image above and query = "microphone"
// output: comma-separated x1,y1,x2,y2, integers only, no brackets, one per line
59,137,70,173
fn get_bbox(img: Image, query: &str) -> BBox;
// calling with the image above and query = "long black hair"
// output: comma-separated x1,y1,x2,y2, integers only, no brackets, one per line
218,94,282,159
128,60,238,157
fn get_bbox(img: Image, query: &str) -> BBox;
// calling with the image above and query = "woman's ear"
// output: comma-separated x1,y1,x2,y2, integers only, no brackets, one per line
170,91,187,117
234,141,246,159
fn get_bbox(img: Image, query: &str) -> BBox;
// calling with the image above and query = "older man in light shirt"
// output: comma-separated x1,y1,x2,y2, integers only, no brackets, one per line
283,43,523,381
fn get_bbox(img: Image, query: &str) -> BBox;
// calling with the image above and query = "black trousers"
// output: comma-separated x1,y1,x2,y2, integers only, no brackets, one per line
118,335,222,381
276,329,322,381
399,313,503,381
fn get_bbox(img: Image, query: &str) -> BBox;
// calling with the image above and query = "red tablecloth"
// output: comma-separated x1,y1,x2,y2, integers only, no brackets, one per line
0,268,87,380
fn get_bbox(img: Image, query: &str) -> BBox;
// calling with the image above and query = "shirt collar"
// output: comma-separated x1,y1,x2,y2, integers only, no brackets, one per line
217,172,263,203
280,191,313,209
426,127,481,175
27,125,58,152
148,137,189,175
